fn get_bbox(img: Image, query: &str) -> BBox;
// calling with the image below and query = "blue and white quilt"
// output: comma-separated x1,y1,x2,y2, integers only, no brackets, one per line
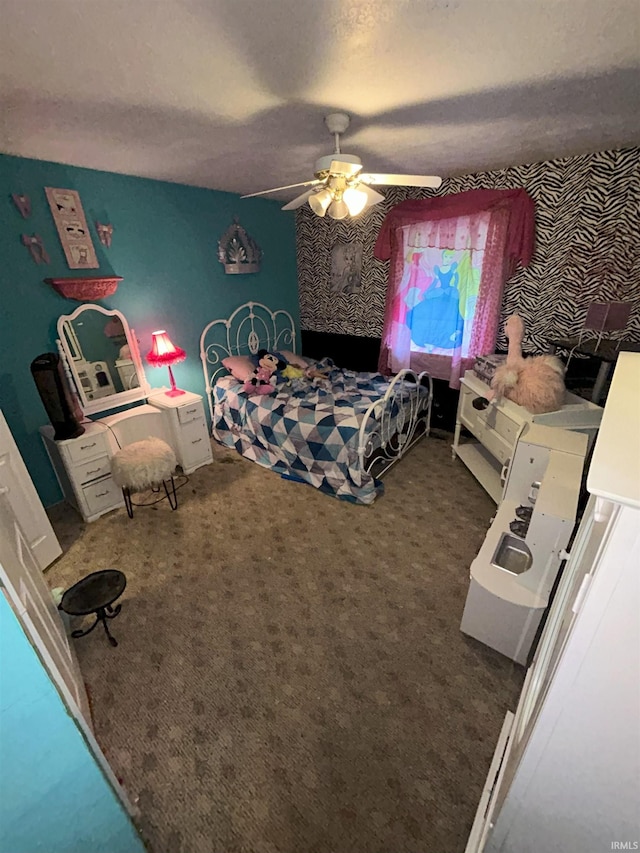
212,359,405,504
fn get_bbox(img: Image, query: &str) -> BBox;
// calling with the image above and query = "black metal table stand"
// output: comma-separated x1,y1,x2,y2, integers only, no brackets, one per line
60,569,127,648
71,603,123,647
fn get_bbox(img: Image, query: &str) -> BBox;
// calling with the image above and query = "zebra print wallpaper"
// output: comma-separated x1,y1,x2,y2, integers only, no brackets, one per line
296,147,640,353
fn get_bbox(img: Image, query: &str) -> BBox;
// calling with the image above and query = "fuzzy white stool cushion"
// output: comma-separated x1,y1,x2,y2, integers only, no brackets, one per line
111,437,177,492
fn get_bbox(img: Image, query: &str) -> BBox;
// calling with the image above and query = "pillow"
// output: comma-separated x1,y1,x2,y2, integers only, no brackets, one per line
280,350,311,368
222,355,255,382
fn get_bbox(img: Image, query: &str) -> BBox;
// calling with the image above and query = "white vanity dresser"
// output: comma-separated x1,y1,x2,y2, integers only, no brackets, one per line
41,420,122,523
146,390,212,474
40,304,213,523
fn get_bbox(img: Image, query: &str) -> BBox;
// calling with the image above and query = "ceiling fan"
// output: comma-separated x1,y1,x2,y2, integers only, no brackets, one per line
241,113,442,219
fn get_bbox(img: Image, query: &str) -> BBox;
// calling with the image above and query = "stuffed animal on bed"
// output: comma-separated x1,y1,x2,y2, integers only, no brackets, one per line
281,362,331,384
282,363,305,381
486,315,566,414
305,365,331,382
243,349,286,395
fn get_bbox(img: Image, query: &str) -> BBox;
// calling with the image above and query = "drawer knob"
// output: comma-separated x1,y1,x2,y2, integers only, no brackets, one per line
95,490,110,498
191,437,202,444
472,397,490,411
86,468,101,475
80,441,97,450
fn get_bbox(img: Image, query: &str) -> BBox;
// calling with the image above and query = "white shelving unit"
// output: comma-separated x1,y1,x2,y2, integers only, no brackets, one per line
453,371,603,503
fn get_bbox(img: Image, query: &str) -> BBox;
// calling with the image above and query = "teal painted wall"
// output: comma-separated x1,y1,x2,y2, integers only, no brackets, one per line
0,595,146,853
0,153,298,506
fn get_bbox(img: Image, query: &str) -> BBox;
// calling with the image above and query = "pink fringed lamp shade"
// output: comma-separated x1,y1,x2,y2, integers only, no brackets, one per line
146,330,186,365
146,330,186,396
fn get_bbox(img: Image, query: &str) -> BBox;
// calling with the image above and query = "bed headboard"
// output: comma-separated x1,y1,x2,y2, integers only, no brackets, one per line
199,300,296,422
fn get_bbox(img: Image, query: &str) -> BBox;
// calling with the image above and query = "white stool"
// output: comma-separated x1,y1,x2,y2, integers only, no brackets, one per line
110,436,178,518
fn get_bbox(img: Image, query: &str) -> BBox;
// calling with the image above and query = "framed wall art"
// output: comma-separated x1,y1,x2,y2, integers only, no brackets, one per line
331,241,363,294
45,187,99,270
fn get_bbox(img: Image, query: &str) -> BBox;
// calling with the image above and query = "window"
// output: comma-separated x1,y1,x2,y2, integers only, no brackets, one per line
375,189,535,388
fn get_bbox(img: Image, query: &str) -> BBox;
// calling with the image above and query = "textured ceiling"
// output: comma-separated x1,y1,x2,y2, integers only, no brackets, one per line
1,0,639,202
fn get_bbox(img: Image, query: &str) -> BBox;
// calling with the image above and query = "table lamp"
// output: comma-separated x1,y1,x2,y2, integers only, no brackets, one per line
146,330,186,397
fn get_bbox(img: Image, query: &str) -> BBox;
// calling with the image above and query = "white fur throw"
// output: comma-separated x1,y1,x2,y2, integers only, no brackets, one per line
110,436,177,492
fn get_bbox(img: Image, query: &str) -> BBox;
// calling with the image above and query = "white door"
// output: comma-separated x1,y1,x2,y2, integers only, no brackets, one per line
0,489,92,724
0,412,138,816
0,494,139,816
0,411,62,570
0,409,88,719
511,494,617,751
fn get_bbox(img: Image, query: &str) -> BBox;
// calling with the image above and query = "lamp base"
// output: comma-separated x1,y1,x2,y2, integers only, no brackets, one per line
164,364,185,397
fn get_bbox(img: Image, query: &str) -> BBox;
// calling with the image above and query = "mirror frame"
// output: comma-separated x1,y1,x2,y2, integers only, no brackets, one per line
57,304,150,415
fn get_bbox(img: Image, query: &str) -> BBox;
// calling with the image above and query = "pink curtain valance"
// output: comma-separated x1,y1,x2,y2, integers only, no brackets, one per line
374,188,535,276
404,212,490,251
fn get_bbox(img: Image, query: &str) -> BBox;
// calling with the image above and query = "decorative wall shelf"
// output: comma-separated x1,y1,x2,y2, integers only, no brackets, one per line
45,276,123,301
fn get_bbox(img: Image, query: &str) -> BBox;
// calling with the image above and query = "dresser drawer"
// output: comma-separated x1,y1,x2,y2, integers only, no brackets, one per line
460,384,518,451
179,418,211,468
75,455,112,485
82,476,121,515
480,406,518,445
67,432,109,464
480,422,512,466
459,386,484,440
177,402,205,425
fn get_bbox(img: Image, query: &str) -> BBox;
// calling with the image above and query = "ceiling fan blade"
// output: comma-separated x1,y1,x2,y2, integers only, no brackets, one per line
358,183,386,208
282,188,320,211
241,179,320,199
360,173,442,189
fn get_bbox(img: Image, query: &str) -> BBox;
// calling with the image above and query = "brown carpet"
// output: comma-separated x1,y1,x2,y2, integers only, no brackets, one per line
46,434,524,853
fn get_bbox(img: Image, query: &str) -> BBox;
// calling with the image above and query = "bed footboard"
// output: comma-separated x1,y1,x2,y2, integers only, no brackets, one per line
358,370,433,478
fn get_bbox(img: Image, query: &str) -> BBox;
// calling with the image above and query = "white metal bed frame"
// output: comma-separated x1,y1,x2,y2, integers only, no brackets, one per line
199,301,433,478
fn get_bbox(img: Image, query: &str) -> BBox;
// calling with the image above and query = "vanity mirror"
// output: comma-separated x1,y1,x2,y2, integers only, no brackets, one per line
57,304,150,415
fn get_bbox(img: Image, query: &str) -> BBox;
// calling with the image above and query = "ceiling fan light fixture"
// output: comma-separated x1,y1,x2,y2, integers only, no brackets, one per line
343,185,368,216
327,198,349,220
246,112,442,211
308,187,332,216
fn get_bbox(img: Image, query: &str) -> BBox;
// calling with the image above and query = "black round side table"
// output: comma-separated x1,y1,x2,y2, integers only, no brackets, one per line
60,569,126,647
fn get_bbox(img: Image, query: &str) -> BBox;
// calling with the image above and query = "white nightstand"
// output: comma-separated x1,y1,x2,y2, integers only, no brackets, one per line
147,390,213,474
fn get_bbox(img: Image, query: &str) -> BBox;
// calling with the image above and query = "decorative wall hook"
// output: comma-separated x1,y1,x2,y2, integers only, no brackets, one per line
11,193,32,218
218,217,262,274
22,233,50,264
96,221,114,248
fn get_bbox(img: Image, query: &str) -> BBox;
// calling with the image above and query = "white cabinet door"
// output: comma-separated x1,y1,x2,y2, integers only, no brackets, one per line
0,411,61,570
